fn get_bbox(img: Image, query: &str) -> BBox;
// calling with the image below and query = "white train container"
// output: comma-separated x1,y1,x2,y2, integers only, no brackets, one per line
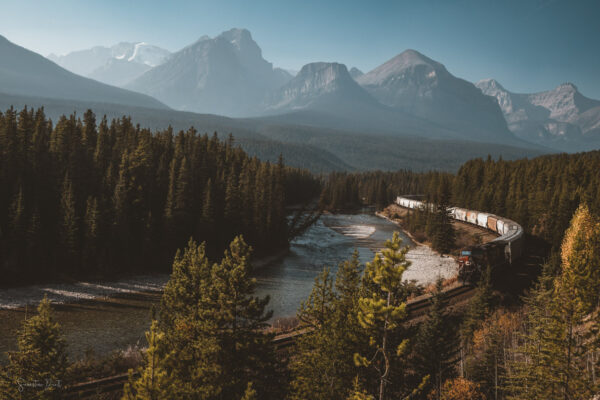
395,196,524,268
477,213,490,229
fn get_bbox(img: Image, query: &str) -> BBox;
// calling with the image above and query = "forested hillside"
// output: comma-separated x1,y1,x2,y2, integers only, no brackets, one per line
321,152,600,249
0,106,319,285
452,153,600,247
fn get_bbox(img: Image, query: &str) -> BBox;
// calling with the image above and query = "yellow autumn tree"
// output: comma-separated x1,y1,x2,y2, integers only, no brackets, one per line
559,203,600,313
433,378,486,400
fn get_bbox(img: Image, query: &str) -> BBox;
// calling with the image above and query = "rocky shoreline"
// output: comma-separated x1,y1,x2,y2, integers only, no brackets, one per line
375,211,458,284
0,274,170,310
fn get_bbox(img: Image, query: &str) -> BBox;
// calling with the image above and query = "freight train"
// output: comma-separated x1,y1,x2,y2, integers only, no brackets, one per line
395,196,524,283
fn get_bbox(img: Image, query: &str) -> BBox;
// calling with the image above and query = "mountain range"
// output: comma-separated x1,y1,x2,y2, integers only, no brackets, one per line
37,28,600,152
0,35,166,109
477,79,600,151
2,28,598,173
48,42,171,86
126,29,292,116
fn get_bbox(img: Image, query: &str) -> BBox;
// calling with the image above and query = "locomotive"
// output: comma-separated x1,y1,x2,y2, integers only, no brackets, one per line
395,196,524,283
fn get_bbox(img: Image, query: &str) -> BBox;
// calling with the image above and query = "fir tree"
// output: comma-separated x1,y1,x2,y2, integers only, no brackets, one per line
413,279,457,398
460,266,493,346
122,321,173,400
207,236,277,399
347,377,376,400
354,232,411,400
291,252,367,400
6,296,68,400
59,173,78,265
504,206,600,399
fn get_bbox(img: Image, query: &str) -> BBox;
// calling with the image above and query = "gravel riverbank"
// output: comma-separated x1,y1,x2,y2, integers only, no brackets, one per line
375,211,458,284
0,275,169,310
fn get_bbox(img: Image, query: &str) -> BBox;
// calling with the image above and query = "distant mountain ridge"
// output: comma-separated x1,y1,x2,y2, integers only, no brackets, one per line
477,79,600,150
4,28,597,152
127,28,292,117
356,49,513,143
264,62,379,113
0,35,167,109
48,42,171,86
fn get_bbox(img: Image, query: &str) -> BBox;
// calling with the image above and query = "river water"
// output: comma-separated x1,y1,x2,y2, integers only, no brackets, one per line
0,213,455,360
254,213,413,320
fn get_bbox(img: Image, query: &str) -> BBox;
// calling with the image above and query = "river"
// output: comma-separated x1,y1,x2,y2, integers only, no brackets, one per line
0,213,456,361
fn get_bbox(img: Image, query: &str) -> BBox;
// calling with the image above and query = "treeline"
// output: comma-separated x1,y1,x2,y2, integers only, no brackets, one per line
452,153,600,248
320,170,436,210
321,152,600,249
0,106,320,285
458,204,600,399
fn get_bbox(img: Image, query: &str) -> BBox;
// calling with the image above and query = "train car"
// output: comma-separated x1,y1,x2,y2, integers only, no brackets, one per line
453,208,468,222
458,241,505,282
477,213,490,229
487,216,498,231
395,196,524,284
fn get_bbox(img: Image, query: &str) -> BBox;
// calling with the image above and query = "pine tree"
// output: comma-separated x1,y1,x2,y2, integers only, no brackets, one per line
354,232,411,400
291,268,338,400
504,206,600,399
347,377,376,400
291,252,367,400
157,237,280,399
207,236,277,399
59,173,78,266
558,203,600,313
83,196,100,270
159,238,212,330
466,309,520,400
158,239,222,399
122,321,173,400
6,296,68,400
413,279,457,398
461,266,493,345
9,184,25,235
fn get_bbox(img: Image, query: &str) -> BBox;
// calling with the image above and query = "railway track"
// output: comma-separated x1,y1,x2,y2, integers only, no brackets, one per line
64,283,476,397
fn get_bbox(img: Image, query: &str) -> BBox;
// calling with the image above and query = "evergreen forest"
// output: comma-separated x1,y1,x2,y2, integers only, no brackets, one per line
0,106,320,285
321,153,600,249
1,107,600,399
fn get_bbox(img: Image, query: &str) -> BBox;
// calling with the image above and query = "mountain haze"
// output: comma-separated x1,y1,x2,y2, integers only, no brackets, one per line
127,28,292,116
357,49,514,143
349,67,364,79
264,62,379,113
48,42,171,86
0,35,167,109
477,79,600,150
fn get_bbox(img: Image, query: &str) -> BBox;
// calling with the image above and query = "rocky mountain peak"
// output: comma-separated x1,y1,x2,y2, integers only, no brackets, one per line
476,78,506,93
356,49,448,87
349,67,364,79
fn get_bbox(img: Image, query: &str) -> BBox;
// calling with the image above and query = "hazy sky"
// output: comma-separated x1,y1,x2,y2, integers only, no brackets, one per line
2,0,599,98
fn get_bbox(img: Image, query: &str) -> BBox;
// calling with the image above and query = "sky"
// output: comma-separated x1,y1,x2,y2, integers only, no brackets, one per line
1,0,599,98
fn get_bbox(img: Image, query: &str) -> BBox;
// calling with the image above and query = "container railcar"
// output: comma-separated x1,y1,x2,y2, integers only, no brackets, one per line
395,196,524,283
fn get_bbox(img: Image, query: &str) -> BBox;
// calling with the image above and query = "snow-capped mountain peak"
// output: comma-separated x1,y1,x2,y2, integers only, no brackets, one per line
126,28,292,117
477,79,600,150
47,42,171,86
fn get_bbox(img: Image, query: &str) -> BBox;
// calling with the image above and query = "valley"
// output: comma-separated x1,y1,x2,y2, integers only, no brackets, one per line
1,2,599,398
